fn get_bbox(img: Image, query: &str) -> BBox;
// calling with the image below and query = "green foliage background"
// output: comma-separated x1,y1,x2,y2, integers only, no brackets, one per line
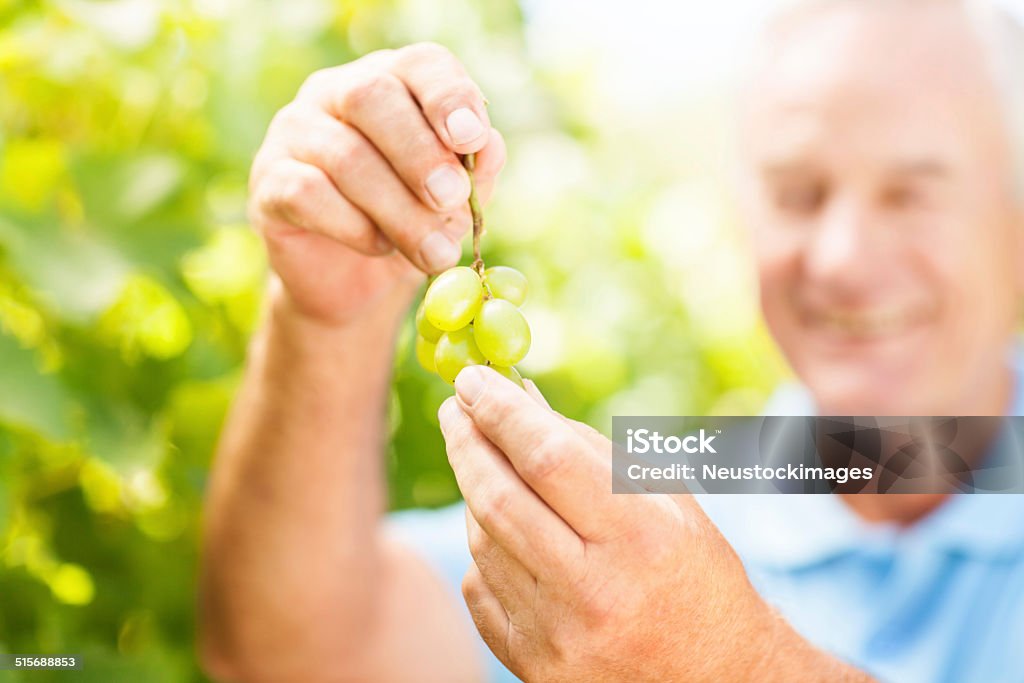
0,0,784,679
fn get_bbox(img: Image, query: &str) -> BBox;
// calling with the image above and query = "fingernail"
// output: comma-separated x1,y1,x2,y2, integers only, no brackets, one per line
446,108,485,145
426,165,468,209
419,231,460,272
455,365,486,406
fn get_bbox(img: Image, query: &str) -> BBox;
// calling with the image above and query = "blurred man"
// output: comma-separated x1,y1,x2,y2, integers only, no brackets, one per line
200,0,1024,681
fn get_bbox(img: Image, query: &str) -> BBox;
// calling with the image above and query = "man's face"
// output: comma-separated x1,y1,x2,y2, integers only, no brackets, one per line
739,1,1024,415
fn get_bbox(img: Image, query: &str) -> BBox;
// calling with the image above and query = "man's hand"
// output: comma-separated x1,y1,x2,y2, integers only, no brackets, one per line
249,42,505,326
439,365,875,682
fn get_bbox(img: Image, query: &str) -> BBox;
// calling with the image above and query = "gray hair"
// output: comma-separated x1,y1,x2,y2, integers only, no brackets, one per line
966,0,1024,199
754,0,1024,200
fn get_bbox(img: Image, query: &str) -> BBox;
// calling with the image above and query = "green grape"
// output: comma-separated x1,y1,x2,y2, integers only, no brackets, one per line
489,364,524,388
483,266,528,307
473,299,531,367
415,301,443,343
415,335,437,373
424,267,483,331
434,327,487,384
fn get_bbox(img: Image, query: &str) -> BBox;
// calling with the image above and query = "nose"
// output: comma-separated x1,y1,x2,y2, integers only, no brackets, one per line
804,196,880,295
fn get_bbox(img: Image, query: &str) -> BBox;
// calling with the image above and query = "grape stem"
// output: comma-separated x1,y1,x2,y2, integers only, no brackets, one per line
461,153,486,279
461,152,493,300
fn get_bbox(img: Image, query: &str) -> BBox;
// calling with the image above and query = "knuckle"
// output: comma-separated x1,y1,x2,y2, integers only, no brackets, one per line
357,48,397,70
303,52,395,100
259,163,321,222
298,66,338,97
466,522,492,560
637,527,675,569
247,193,271,233
570,418,602,440
248,148,274,195
461,567,484,603
578,584,626,631
399,41,454,64
300,124,364,178
278,165,322,210
476,482,514,530
525,433,575,481
342,70,402,113
268,102,305,133
323,131,365,173
473,376,513,414
444,420,476,459
544,625,574,664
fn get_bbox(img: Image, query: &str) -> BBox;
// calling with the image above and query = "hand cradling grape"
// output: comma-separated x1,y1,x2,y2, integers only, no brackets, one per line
414,153,531,388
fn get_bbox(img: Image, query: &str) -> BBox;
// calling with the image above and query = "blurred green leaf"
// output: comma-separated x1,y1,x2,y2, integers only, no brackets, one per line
0,332,71,439
97,274,192,362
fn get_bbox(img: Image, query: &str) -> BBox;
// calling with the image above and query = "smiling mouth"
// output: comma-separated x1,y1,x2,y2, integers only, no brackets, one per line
805,305,937,340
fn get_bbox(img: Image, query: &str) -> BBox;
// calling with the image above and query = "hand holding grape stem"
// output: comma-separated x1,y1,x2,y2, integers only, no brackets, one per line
247,43,505,327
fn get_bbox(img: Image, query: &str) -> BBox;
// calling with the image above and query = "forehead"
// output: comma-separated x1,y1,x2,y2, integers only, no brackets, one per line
740,0,1008,168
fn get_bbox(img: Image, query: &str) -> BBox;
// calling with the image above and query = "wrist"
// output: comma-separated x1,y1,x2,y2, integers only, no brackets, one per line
265,276,416,346
250,278,418,384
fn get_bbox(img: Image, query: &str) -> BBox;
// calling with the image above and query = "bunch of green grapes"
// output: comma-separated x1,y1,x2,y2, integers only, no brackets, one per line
413,152,531,388
415,265,530,387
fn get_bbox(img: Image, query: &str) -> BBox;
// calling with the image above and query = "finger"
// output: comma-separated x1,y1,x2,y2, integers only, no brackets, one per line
522,379,608,444
464,507,537,614
523,379,551,409
428,128,503,214
338,70,472,213
522,378,620,464
288,113,462,274
520,382,637,495
253,157,392,255
438,397,584,579
391,42,491,154
516,378,676,500
462,563,512,666
453,366,633,541
469,128,506,206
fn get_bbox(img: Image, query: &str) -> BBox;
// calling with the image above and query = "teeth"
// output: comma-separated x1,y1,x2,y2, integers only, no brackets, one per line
816,307,928,338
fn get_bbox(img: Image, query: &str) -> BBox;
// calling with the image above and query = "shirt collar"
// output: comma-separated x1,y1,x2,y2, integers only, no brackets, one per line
708,338,1024,570
702,491,1024,570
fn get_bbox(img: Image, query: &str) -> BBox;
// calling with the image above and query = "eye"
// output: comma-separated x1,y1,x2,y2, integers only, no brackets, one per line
773,181,827,217
880,183,925,210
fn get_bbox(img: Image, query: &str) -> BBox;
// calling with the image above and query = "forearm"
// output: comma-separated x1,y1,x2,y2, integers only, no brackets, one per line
200,282,415,680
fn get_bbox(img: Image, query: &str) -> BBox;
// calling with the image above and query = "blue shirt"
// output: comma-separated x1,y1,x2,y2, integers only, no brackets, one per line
388,352,1024,683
